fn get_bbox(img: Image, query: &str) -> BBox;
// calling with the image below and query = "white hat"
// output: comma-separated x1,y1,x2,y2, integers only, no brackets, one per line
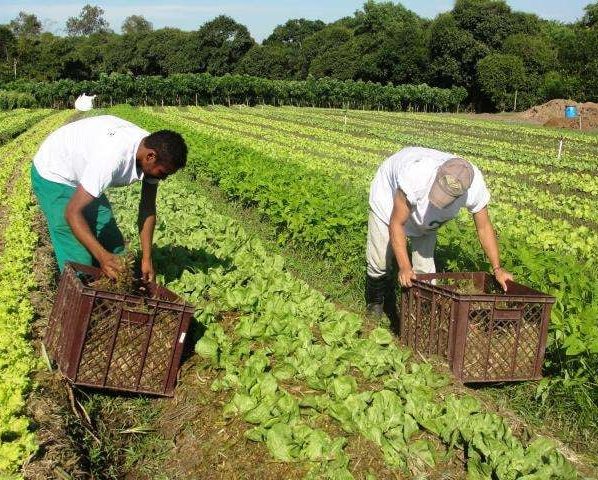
74,93,96,112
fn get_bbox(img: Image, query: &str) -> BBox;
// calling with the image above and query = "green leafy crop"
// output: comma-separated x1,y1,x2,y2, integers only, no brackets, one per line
107,163,580,478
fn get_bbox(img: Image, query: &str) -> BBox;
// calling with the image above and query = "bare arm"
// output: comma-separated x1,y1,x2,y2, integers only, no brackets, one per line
389,190,416,287
472,207,513,291
138,181,157,281
65,186,123,278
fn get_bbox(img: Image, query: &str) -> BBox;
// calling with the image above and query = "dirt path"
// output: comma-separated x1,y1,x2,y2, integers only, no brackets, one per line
138,356,310,480
22,212,91,479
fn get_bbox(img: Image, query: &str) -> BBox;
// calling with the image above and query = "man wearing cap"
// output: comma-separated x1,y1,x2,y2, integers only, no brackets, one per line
366,146,513,316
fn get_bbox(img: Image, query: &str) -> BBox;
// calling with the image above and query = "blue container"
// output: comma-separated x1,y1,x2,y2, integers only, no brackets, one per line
565,105,578,118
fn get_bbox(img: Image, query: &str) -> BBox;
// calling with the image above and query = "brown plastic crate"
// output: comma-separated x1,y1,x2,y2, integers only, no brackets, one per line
44,262,195,396
399,272,554,383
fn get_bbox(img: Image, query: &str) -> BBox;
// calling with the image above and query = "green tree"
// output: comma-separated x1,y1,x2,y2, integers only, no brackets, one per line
476,53,526,110
574,26,598,99
538,71,578,100
427,13,489,89
308,42,359,80
121,15,153,35
300,24,353,78
0,26,16,62
545,17,598,100
235,44,298,79
7,12,43,79
259,18,326,78
0,26,16,81
582,2,598,28
196,15,255,75
351,1,427,84
499,33,559,103
67,32,113,79
31,33,75,81
453,0,539,49
264,19,325,47
542,20,578,73
502,33,557,74
137,28,199,75
9,12,42,37
103,30,151,75
66,4,111,36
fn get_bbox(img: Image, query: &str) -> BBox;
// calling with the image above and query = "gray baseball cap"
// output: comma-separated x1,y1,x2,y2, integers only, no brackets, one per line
428,158,474,208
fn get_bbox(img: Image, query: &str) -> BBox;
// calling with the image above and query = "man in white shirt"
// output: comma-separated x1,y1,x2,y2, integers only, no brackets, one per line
366,146,513,316
31,115,188,281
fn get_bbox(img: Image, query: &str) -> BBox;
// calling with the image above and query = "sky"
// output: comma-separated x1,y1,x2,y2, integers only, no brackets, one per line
0,0,591,41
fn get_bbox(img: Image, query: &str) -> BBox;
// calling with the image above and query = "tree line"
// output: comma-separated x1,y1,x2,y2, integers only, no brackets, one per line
0,1,597,112
2,74,468,112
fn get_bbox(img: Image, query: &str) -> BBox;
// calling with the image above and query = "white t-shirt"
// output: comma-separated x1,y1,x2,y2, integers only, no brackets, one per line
369,147,490,237
33,115,156,198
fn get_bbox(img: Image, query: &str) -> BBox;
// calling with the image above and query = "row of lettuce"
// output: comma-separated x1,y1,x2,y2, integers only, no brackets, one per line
174,106,597,211
308,108,598,161
107,167,580,479
165,106,598,231
169,107,594,249
111,105,597,418
0,109,52,145
0,111,72,477
1,73,468,112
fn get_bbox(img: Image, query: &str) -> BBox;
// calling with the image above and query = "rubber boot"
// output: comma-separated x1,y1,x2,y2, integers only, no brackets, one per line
365,275,387,319
383,274,399,332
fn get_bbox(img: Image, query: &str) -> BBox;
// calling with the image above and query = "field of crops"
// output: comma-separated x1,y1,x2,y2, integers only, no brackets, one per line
0,106,596,478
119,105,597,385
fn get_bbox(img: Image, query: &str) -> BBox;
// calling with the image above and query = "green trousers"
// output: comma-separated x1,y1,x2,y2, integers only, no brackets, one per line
31,164,124,271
